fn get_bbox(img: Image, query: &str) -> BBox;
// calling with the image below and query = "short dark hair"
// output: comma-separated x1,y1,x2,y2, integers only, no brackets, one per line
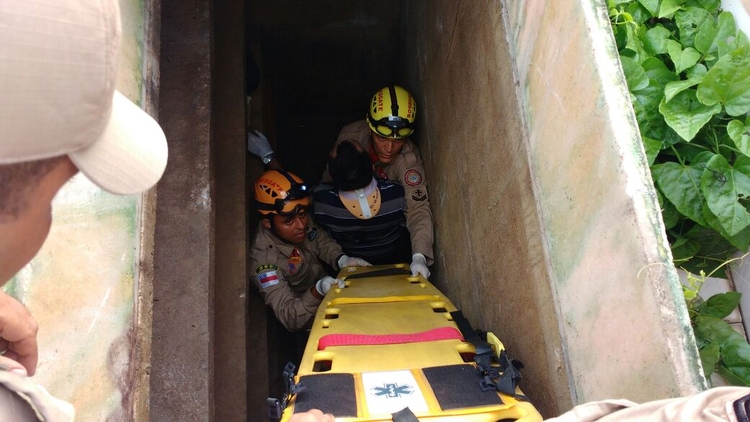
328,140,373,191
0,156,66,222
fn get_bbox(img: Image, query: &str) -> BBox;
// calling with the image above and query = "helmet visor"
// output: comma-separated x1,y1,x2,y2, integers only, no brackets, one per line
368,115,415,139
276,200,309,216
273,181,310,214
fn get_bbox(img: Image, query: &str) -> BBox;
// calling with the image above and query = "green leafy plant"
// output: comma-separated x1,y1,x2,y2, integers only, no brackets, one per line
610,0,750,385
609,0,750,276
683,264,750,385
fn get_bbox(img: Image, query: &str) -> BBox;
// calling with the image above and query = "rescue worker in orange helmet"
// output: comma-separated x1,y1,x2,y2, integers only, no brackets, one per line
249,169,371,332
246,86,434,279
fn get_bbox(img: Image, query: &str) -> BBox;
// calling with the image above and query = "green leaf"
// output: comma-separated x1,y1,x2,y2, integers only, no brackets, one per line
679,218,747,273
699,343,721,377
660,90,722,141
722,336,750,368
664,77,702,102
701,154,750,236
694,314,737,343
685,0,721,13
698,292,742,318
660,190,682,228
652,161,708,225
719,31,750,59
660,0,687,18
643,57,680,85
729,120,750,158
634,60,675,139
671,235,702,262
694,14,719,54
626,1,654,24
642,135,663,165
620,56,650,91
642,25,672,55
695,12,737,56
713,12,740,58
716,365,750,386
613,21,629,51
697,44,750,116
686,63,708,79
638,0,660,16
625,21,648,59
702,203,750,252
667,40,702,74
730,226,750,252
730,154,750,206
635,89,669,140
675,7,711,47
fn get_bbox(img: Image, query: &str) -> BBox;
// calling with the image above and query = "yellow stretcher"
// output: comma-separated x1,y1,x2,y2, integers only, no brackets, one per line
278,264,542,421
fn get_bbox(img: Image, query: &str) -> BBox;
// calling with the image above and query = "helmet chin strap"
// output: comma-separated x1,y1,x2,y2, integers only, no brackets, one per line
354,188,372,219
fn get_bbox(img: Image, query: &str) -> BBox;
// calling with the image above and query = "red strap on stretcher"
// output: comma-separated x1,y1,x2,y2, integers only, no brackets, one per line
317,326,464,350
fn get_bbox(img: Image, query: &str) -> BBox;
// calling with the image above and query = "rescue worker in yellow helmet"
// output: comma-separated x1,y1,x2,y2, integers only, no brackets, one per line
326,85,434,279
249,169,371,331
245,86,433,278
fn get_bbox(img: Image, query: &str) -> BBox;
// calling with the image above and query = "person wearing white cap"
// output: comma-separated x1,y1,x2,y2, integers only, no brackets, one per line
0,0,168,419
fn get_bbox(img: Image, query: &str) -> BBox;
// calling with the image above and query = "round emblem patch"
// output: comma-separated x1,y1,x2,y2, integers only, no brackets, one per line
288,248,303,275
404,169,422,187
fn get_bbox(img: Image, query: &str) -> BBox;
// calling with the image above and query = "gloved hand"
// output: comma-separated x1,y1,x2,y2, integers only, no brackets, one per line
315,276,345,296
247,130,274,161
410,253,431,279
337,255,372,269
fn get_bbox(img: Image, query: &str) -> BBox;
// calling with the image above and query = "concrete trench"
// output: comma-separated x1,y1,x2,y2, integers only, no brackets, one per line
145,0,708,420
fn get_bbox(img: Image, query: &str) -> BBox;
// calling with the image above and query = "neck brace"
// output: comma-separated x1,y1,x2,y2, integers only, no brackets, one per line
339,178,380,219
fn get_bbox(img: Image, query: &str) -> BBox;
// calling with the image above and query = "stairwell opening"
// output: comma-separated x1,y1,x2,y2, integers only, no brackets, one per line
243,0,408,414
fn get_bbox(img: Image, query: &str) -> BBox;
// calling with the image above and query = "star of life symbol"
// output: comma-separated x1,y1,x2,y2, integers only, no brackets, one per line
371,382,414,398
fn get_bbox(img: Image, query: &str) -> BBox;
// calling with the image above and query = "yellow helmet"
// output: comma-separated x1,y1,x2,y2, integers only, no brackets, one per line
366,85,416,139
254,169,310,216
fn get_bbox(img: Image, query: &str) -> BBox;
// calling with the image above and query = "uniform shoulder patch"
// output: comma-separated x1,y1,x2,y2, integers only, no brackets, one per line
307,227,317,241
256,266,279,289
404,169,423,186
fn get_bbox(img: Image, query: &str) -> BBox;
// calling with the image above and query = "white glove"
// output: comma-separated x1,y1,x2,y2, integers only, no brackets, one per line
410,253,431,279
315,276,345,296
247,130,274,160
337,255,372,269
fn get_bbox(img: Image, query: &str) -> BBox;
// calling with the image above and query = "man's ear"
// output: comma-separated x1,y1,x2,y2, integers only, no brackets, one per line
261,218,271,229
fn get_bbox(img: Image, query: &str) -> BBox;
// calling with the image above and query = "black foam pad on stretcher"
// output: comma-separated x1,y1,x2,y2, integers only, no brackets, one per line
295,373,357,417
423,364,503,410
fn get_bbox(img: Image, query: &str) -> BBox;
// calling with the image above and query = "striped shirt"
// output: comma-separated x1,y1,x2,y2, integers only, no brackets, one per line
312,179,411,264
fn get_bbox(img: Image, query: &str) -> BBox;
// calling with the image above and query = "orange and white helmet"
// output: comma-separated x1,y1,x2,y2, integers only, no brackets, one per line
254,169,310,215
366,85,416,139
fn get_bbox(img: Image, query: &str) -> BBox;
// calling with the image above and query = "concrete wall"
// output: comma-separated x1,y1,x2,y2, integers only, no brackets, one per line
214,0,249,419
151,0,214,420
152,0,251,420
403,0,707,417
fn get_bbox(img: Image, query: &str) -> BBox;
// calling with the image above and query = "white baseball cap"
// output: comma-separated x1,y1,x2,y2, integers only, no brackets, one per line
0,0,168,195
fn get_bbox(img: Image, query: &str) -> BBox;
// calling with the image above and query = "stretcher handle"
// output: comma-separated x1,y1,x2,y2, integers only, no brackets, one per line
342,267,411,280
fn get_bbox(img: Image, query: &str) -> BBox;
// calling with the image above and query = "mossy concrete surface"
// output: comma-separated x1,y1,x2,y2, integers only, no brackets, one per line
403,0,706,416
